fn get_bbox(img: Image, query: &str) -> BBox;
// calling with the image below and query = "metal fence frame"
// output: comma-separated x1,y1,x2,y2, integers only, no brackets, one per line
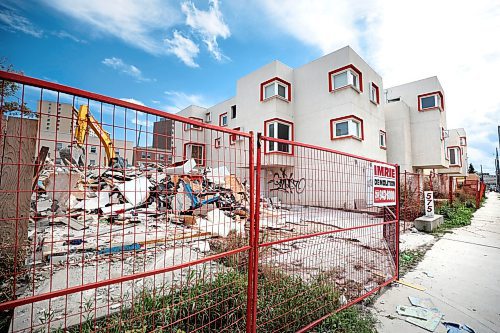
0,71,399,333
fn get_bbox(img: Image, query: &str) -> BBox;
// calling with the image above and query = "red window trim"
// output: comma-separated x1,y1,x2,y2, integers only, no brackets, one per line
260,77,292,102
263,117,294,155
330,115,364,141
214,137,221,149
418,91,444,111
328,64,363,93
379,130,387,150
183,142,206,167
459,136,467,146
230,127,241,145
448,145,462,167
370,82,380,105
219,112,228,127
183,117,203,131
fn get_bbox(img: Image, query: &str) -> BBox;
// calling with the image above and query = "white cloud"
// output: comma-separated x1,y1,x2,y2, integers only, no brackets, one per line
119,98,145,106
52,30,86,43
41,0,181,55
0,6,43,37
164,90,211,112
258,0,500,170
164,31,200,67
181,0,231,61
102,57,153,82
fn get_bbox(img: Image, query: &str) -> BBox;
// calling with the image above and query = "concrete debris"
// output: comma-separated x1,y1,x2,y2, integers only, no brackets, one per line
163,158,196,175
28,156,249,283
206,166,230,185
199,208,245,237
116,176,152,206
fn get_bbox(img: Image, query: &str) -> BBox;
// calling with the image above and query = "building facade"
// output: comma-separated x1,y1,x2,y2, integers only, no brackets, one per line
173,46,387,167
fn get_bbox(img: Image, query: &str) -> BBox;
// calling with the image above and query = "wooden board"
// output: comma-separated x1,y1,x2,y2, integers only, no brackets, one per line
0,117,38,269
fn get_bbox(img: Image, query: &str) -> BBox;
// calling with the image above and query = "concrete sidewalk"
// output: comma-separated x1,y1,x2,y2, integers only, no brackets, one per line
372,192,500,333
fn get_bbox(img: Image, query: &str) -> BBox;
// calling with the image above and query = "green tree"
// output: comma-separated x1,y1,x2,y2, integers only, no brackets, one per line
468,163,476,174
0,58,32,116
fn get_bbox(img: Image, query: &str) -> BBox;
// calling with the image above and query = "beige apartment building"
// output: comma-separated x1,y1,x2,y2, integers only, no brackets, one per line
37,101,134,166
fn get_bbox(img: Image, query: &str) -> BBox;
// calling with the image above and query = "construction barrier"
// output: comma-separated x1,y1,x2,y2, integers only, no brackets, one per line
399,171,422,231
0,71,399,332
249,135,399,332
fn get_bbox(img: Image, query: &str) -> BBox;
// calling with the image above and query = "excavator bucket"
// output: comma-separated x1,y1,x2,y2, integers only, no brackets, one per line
59,145,85,166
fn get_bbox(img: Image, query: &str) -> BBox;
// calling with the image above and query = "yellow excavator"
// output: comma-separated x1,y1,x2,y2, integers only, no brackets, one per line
59,105,125,168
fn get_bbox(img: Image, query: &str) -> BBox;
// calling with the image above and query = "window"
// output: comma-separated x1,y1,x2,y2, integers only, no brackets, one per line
329,64,363,92
370,82,380,104
90,146,97,154
418,91,444,111
260,77,292,102
141,151,146,159
448,147,461,166
89,159,96,166
159,154,165,160
205,112,212,123
460,137,467,146
147,153,151,159
330,115,364,141
264,119,293,154
56,143,63,151
231,105,237,119
184,143,205,166
230,127,242,145
215,137,221,148
379,130,387,149
184,117,203,131
219,113,228,126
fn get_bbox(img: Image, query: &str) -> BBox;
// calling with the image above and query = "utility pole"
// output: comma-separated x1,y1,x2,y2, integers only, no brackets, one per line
480,165,483,181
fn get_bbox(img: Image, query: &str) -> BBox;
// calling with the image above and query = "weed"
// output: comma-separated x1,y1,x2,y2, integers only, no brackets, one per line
435,202,475,231
399,249,426,276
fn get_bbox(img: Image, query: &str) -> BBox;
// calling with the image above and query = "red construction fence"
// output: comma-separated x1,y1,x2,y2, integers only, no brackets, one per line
0,71,398,332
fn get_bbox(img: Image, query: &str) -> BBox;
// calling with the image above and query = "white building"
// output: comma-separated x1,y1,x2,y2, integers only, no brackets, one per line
174,46,387,166
384,77,467,176
172,46,467,185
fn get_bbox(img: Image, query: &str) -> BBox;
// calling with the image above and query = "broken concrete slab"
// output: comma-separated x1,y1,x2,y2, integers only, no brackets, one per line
198,208,244,237
116,176,152,206
73,191,110,211
164,158,196,175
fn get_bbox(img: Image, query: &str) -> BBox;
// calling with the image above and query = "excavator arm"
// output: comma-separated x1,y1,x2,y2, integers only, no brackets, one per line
74,105,116,161
59,105,122,167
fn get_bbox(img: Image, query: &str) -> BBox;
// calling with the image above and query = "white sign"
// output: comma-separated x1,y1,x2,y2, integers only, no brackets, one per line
372,162,397,207
424,191,434,217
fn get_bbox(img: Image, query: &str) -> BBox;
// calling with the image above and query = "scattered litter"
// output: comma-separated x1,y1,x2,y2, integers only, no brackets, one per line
409,296,435,309
397,305,442,332
396,279,426,291
442,322,475,333
98,243,141,255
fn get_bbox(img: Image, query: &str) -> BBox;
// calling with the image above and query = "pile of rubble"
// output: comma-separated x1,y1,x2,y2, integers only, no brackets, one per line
29,158,249,270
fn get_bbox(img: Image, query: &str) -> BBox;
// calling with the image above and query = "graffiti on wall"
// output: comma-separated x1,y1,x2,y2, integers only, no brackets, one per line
268,168,306,194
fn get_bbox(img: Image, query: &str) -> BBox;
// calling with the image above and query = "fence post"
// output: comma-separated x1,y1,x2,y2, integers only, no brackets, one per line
448,176,453,204
395,165,400,279
246,131,255,333
250,133,263,333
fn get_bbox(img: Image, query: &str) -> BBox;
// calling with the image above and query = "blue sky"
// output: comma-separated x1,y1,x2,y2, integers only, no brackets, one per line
1,0,499,172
